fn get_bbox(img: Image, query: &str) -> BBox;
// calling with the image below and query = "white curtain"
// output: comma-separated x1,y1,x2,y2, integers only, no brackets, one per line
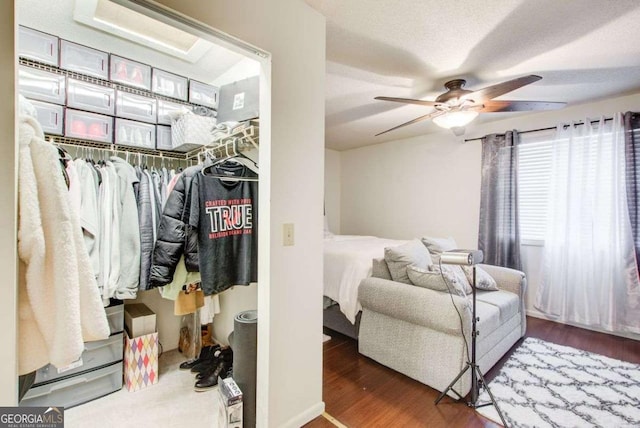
535,114,640,334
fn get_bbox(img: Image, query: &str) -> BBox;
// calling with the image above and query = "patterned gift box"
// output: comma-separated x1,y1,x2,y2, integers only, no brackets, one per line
124,331,159,392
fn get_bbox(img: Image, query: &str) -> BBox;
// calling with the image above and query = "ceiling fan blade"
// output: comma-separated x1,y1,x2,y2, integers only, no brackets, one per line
480,100,566,112
375,96,442,107
375,111,444,136
462,75,542,103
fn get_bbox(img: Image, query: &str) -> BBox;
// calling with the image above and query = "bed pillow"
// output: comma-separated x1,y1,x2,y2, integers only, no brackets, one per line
461,266,499,291
421,236,458,262
407,265,468,297
384,239,433,284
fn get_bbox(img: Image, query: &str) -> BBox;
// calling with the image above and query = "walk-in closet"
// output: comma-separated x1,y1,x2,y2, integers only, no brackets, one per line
15,0,266,425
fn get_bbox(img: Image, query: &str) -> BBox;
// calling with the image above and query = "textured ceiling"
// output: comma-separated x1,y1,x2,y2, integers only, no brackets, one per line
305,0,640,150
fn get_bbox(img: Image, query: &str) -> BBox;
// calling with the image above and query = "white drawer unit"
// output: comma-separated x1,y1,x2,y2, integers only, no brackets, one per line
65,109,114,143
156,125,172,151
18,66,66,105
157,99,190,125
30,100,64,135
106,303,124,335
20,362,123,409
110,55,152,90
67,78,115,116
33,333,124,384
189,80,219,109
115,91,157,124
115,118,156,149
60,40,109,80
152,68,188,101
18,26,59,66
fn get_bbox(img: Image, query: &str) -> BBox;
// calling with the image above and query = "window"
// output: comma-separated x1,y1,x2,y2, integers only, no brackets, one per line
517,130,554,242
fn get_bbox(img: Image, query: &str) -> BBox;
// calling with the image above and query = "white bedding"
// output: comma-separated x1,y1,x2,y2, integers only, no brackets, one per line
323,235,407,323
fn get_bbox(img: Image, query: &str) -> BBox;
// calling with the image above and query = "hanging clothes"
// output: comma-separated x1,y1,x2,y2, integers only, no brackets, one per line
17,114,110,375
110,157,141,299
149,164,206,287
98,162,121,304
189,162,258,295
74,159,100,279
136,165,155,291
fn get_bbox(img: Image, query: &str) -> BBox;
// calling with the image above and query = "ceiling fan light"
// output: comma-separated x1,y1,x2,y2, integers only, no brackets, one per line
432,110,479,129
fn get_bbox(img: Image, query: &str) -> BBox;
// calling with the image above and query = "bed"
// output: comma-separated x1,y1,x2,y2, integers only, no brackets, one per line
323,235,406,338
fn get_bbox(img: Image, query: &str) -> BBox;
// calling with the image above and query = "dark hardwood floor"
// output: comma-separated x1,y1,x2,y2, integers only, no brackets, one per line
305,316,640,428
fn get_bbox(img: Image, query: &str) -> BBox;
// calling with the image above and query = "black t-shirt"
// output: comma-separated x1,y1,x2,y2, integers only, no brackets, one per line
189,162,258,295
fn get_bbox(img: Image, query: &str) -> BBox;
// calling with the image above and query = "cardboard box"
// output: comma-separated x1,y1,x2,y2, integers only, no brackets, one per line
124,331,158,392
218,377,243,428
124,304,157,338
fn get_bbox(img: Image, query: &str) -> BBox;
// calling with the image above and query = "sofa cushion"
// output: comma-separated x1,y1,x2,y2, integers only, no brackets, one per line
476,289,520,324
407,265,468,296
384,239,433,284
476,300,501,336
462,266,499,291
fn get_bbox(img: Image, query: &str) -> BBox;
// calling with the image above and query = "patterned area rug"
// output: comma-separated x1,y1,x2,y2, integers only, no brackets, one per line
476,337,640,427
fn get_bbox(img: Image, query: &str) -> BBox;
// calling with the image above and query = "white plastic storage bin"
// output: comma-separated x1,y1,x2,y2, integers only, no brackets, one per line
157,99,190,125
20,362,123,409
29,100,64,135
156,125,172,151
110,55,152,90
189,80,219,109
115,118,156,149
67,78,115,115
106,303,124,335
33,333,124,384
65,109,114,143
217,76,260,123
18,66,66,105
115,91,157,124
18,26,59,66
152,68,188,101
60,40,109,80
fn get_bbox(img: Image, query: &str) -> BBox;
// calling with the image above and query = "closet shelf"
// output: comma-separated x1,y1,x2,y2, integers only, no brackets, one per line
45,134,188,159
186,121,260,160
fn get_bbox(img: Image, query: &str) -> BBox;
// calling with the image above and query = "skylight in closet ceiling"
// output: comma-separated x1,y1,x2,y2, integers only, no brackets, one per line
74,0,214,62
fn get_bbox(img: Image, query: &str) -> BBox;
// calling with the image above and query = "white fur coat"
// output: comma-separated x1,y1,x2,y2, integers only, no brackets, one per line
18,115,110,375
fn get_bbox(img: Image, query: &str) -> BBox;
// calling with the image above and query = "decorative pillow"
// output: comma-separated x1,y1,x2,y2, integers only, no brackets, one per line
421,236,458,262
429,264,472,294
407,265,468,297
384,239,433,284
461,266,499,291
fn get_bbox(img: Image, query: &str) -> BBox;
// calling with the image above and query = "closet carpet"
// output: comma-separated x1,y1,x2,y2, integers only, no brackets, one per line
65,349,222,427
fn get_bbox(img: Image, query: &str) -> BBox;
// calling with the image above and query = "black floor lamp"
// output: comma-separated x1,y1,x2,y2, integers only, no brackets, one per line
434,250,509,428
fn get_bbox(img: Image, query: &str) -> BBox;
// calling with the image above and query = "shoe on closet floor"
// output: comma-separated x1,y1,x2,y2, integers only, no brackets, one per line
193,349,233,391
179,344,220,371
195,347,232,379
190,346,226,374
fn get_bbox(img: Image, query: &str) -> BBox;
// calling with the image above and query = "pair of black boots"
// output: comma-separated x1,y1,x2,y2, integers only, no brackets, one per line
179,344,233,391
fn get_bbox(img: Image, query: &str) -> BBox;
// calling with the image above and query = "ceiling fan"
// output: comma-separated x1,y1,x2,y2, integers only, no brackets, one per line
375,75,566,137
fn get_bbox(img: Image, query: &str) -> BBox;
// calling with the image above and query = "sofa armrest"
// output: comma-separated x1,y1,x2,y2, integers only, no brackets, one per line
477,264,526,298
358,277,471,335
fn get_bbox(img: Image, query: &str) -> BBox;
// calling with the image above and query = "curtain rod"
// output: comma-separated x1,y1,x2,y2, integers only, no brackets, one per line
463,116,614,143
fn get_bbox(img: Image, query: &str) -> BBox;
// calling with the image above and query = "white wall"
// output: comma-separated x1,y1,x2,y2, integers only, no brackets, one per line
340,92,640,316
324,149,341,234
153,1,326,427
0,1,17,406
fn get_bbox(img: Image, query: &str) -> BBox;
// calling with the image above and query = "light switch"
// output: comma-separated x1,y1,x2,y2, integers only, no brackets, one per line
283,223,294,246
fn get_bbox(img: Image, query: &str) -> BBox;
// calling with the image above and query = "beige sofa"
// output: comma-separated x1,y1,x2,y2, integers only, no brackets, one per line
358,258,526,398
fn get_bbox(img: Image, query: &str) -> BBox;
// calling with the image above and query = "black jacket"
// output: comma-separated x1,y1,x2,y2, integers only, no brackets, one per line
148,164,202,288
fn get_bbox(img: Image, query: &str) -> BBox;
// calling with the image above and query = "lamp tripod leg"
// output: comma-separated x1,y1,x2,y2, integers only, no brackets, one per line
434,362,471,404
473,365,509,428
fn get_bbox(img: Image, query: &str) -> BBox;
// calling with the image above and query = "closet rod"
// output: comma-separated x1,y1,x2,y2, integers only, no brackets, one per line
463,116,614,143
46,134,188,160
186,124,260,160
